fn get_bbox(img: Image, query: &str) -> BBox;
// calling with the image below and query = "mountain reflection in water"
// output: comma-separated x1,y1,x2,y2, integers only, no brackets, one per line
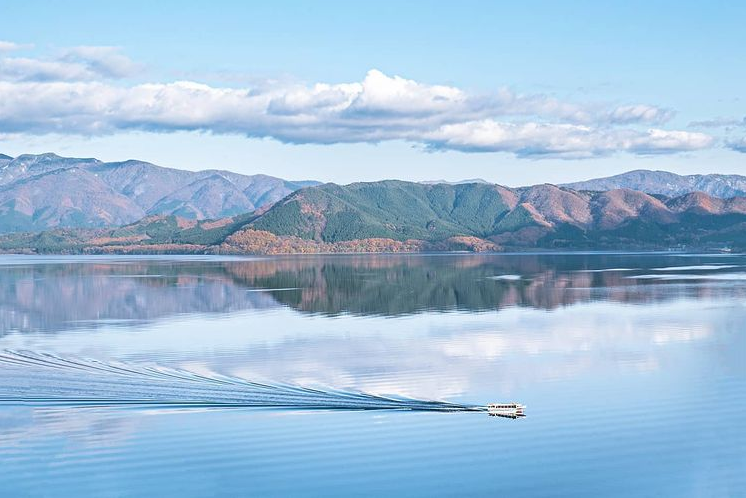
0,253,744,334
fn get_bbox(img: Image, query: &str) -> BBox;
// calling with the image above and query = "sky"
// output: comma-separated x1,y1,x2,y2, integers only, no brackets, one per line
1,0,745,186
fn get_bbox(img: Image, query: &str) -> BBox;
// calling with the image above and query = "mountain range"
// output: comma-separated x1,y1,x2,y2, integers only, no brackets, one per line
0,152,744,254
0,153,317,233
1,178,744,254
563,169,746,198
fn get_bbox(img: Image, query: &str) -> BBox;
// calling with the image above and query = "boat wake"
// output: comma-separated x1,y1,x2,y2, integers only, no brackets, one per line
0,350,483,413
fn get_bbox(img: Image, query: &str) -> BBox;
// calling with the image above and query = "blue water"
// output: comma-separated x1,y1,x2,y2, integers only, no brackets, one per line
0,253,744,496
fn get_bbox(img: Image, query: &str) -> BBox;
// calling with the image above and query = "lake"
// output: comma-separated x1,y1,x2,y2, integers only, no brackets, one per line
0,253,744,497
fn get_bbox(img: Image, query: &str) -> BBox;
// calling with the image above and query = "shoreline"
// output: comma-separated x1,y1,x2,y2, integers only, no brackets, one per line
0,248,737,258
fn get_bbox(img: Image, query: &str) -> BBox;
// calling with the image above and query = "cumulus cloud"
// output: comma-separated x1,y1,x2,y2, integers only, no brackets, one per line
345,69,467,117
0,43,715,158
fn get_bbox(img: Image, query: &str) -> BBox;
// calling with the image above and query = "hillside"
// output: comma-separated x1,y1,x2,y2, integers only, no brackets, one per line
2,180,745,254
0,153,318,232
249,181,519,241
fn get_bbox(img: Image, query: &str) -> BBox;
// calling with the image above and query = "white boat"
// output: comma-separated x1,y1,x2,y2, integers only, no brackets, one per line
487,402,526,418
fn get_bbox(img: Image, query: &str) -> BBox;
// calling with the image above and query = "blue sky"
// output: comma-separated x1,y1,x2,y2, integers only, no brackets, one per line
1,0,745,185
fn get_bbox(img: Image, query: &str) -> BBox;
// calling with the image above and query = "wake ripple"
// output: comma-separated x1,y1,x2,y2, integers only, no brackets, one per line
0,350,483,412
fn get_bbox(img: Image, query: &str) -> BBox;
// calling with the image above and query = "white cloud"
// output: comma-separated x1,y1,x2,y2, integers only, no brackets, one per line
689,116,745,128
59,46,142,79
727,136,746,153
607,104,675,125
628,128,715,153
0,41,32,52
422,120,713,157
345,69,466,116
0,57,102,82
0,43,716,158
0,45,140,82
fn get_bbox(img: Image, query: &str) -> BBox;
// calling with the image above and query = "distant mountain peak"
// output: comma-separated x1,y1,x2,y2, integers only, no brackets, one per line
104,159,159,167
0,152,321,232
16,152,60,159
420,178,490,185
563,169,746,199
13,152,74,163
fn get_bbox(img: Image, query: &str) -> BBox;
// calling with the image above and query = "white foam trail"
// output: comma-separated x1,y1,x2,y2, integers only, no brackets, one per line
627,273,746,281
650,265,740,271
575,268,635,273
0,350,482,413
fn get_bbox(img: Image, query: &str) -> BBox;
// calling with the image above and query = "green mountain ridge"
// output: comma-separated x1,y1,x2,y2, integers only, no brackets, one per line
250,180,518,241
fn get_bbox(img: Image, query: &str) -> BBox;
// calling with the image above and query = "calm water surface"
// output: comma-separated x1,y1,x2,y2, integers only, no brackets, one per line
0,253,744,496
